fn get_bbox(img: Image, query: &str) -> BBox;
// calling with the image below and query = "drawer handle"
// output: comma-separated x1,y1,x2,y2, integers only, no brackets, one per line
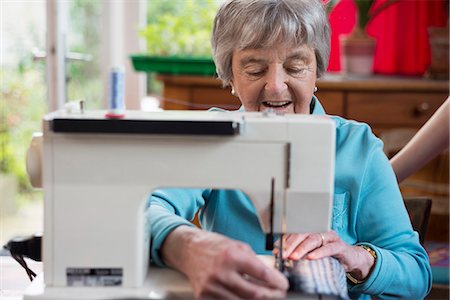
414,102,430,116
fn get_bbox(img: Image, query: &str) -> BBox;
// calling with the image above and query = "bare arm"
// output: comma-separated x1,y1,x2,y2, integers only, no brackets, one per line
391,97,449,183
161,226,289,299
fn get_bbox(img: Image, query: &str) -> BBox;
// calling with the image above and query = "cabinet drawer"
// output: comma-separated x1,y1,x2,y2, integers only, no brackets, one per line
315,91,344,116
192,87,241,110
347,92,447,127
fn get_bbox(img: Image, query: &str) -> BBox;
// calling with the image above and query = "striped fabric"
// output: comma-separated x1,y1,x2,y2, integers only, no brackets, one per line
284,257,349,299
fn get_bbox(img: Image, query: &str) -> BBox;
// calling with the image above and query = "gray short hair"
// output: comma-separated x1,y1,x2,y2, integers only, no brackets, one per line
211,0,330,86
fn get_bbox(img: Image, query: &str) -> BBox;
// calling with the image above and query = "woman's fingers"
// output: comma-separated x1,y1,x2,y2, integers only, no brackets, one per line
235,253,289,291
281,233,320,260
274,231,367,278
306,242,338,260
283,231,338,260
283,233,308,258
273,233,308,258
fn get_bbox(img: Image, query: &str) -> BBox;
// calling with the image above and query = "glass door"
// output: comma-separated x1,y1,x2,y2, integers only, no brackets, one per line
46,0,103,111
1,0,46,248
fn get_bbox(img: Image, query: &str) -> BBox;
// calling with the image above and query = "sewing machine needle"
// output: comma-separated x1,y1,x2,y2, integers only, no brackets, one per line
280,190,287,272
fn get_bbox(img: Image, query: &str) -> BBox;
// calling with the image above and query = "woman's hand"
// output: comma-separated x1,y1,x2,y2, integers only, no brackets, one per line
273,231,376,282
162,226,289,299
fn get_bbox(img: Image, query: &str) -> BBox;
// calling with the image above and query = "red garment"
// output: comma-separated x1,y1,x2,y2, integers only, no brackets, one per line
326,0,448,75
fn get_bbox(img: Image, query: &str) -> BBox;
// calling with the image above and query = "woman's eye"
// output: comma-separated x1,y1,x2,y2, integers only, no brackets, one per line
287,68,307,75
246,70,265,77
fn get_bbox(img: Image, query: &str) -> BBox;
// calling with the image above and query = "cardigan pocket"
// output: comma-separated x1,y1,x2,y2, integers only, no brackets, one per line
332,192,349,232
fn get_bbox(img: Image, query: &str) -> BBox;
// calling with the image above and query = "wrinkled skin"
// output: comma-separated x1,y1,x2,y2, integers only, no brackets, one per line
162,226,289,299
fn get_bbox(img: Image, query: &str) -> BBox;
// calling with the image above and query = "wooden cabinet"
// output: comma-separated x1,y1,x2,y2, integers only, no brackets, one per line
157,75,240,110
314,74,448,135
346,93,444,128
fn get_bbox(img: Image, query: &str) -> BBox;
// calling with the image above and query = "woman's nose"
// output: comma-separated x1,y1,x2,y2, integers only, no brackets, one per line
265,65,288,95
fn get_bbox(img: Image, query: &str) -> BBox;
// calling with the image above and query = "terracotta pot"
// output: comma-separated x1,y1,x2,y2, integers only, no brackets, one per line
340,27,376,76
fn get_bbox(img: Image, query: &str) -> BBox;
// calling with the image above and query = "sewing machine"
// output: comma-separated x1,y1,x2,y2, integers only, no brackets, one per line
24,109,335,299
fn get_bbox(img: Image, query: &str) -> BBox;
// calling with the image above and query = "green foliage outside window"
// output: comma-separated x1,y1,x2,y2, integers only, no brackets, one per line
1,66,46,192
140,0,220,57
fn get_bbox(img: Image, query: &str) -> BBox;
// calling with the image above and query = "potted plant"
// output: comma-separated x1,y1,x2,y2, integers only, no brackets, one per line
339,0,398,75
131,0,218,76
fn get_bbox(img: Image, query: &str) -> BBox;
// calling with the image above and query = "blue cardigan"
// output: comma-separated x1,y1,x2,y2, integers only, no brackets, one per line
148,99,432,299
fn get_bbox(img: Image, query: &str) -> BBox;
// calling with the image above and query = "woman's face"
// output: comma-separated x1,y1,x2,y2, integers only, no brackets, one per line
230,44,317,114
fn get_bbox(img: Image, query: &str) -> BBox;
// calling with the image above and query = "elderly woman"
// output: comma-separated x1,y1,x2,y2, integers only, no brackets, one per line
148,0,432,299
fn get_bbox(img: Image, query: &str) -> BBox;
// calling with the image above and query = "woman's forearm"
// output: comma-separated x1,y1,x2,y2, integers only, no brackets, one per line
161,225,202,272
391,97,449,183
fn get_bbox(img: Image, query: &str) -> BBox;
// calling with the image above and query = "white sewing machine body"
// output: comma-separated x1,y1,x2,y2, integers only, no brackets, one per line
25,110,335,299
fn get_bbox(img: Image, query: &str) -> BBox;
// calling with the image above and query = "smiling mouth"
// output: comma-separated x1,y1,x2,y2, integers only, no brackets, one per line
261,101,292,109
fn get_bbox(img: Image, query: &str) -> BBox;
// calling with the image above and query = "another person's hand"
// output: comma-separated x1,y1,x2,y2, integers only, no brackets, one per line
274,231,375,282
162,226,289,299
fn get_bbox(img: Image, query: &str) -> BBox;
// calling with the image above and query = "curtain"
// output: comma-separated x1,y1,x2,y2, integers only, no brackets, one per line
327,0,448,75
